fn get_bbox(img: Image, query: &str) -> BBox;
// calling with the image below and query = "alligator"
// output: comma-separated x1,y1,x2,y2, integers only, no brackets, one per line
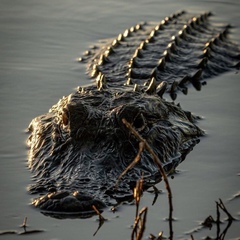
27,11,239,217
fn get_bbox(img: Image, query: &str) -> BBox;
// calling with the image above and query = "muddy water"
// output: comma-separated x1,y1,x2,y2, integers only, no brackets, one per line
0,0,239,239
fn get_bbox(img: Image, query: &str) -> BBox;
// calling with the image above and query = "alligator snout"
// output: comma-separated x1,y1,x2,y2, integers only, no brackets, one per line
32,190,106,217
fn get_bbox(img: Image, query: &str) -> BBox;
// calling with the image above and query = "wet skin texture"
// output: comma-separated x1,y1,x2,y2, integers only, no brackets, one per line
27,11,239,218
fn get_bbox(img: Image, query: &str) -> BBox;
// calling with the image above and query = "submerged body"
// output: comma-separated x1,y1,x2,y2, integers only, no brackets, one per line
27,11,239,217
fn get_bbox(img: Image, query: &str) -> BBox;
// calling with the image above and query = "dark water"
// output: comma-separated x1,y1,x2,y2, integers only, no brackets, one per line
0,0,239,239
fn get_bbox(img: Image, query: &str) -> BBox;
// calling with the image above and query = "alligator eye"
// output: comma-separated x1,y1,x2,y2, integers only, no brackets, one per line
133,113,146,131
62,108,69,126
117,105,146,131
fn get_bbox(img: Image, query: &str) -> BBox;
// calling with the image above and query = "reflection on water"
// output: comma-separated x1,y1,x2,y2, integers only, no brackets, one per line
0,0,239,239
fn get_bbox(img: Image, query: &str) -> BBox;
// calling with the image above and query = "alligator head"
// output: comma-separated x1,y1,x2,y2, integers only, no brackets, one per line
27,83,203,217
27,10,239,218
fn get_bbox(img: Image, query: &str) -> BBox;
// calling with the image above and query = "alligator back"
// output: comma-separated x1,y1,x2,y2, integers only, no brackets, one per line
27,10,239,218
81,10,239,97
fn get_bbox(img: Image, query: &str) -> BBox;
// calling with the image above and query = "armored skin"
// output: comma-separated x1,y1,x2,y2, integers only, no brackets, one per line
27,11,239,217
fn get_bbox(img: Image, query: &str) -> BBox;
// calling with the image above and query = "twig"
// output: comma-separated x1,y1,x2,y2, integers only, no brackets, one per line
115,141,145,189
219,217,233,240
92,205,105,236
150,185,161,206
134,175,144,219
216,201,221,237
122,118,174,239
131,207,148,240
217,198,235,221
21,217,27,233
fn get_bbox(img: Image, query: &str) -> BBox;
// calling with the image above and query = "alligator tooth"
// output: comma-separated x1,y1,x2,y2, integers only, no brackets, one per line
146,77,157,94
157,58,166,71
220,28,229,40
192,69,202,79
147,35,155,43
123,29,130,38
77,86,85,93
125,77,133,85
135,23,143,30
112,39,120,47
168,42,177,53
207,11,213,17
175,10,186,17
155,24,164,31
98,54,110,65
203,47,212,58
84,50,91,56
178,28,187,40
117,33,124,41
150,29,158,37
76,57,83,62
200,14,206,22
196,17,201,25
171,13,177,19
90,64,101,78
128,57,138,68
139,41,147,50
178,75,190,88
163,49,171,62
126,68,132,78
235,62,240,69
133,84,140,92
133,48,144,58
156,81,168,98
170,80,178,100
130,26,136,33
205,41,214,51
96,74,107,90
106,46,115,55
190,69,202,91
164,17,169,25
150,68,158,79
198,57,208,69
126,68,138,78
185,24,192,34
190,19,197,29
182,87,188,95
213,37,221,46
219,32,225,41
160,19,167,26
172,35,181,46
143,81,148,86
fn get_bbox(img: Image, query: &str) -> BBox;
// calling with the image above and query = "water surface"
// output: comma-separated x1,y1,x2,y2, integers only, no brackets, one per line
0,0,239,239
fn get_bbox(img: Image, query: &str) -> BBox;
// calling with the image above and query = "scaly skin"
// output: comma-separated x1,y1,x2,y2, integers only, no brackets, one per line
27,10,239,218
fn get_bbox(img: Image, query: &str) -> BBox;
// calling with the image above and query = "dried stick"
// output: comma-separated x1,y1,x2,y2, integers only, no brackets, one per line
122,118,174,239
115,141,145,189
217,198,235,221
216,201,221,237
131,207,148,240
92,205,105,236
134,176,144,219
21,217,27,233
